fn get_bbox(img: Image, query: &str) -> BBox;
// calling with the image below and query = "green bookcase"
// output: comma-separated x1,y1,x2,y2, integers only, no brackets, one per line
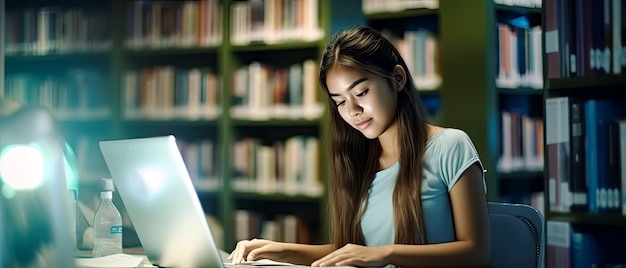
3,0,372,250
542,0,626,266
439,0,544,203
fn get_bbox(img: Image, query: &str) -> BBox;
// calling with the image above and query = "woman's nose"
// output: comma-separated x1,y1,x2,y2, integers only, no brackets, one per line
347,100,362,117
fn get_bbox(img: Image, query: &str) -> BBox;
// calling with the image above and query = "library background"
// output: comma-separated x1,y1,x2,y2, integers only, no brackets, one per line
1,0,625,266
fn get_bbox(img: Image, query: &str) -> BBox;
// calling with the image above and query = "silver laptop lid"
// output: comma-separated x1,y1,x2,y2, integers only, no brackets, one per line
99,135,223,267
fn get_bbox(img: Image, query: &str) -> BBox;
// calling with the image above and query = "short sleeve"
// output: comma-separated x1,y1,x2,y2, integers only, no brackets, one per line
436,129,485,192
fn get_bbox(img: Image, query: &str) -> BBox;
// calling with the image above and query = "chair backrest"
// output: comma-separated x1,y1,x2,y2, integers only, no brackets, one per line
488,202,545,268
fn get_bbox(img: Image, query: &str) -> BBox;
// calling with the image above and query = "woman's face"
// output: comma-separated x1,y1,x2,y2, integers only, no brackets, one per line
326,64,400,139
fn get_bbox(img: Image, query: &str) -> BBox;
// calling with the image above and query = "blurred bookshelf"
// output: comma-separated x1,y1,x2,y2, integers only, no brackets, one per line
436,0,544,209
1,0,368,250
542,0,626,266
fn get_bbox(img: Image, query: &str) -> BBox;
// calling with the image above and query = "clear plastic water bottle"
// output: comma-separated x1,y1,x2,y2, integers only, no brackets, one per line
92,178,122,257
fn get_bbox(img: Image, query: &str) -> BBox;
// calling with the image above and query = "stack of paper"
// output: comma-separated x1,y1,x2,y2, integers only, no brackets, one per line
75,253,153,268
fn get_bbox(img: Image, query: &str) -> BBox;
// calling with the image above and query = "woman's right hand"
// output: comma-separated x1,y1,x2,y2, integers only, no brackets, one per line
227,238,289,264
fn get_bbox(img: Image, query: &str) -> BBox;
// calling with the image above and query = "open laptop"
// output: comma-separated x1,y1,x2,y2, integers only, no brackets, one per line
99,135,351,268
99,135,228,267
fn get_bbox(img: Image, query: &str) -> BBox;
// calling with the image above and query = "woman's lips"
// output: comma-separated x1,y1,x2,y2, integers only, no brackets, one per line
356,118,372,130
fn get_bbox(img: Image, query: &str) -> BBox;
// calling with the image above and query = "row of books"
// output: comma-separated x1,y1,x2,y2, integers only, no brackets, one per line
231,60,322,120
230,0,322,45
231,136,322,197
545,0,626,78
3,70,111,120
362,0,541,17
5,7,111,55
121,66,221,120
547,221,626,267
235,210,312,244
493,0,541,8
124,0,222,49
69,134,321,197
383,28,441,91
497,110,544,173
361,0,438,14
4,0,326,55
496,23,543,89
546,97,626,215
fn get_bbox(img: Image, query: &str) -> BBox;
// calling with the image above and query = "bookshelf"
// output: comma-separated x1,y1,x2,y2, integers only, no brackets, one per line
2,0,118,184
2,0,368,251
437,0,544,206
543,0,626,266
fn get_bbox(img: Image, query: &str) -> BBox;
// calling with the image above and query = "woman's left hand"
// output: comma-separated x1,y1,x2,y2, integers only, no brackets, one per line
311,243,389,267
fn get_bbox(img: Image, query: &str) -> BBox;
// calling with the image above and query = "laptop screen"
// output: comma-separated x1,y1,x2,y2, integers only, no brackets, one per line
99,135,224,267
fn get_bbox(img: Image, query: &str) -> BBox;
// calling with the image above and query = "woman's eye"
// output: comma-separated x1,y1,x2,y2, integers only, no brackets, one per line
356,89,369,98
335,100,345,107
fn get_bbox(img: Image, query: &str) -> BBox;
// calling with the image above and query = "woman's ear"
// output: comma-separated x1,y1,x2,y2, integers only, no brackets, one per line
392,65,407,91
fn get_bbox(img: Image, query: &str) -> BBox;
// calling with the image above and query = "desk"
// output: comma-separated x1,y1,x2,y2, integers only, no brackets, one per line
75,248,355,268
75,247,146,258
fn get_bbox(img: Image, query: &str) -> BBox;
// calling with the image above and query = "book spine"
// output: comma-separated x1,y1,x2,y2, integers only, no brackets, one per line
545,0,562,78
570,100,588,212
546,97,571,212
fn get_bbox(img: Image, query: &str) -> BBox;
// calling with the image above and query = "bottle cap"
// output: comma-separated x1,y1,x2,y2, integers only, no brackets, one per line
99,178,115,192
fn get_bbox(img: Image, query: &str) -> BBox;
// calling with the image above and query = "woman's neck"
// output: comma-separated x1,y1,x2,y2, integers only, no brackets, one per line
379,154,398,170
377,124,439,170
377,121,400,170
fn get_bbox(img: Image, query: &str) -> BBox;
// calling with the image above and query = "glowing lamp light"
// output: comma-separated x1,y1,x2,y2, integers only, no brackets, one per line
0,145,45,190
0,101,76,268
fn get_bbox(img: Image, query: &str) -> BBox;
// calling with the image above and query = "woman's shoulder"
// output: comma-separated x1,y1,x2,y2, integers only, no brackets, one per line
423,126,483,189
427,126,472,145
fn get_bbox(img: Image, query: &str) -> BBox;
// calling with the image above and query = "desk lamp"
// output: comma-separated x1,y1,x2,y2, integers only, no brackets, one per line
0,99,76,267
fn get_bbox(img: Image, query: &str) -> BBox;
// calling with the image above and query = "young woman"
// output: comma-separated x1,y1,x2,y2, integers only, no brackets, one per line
228,26,490,267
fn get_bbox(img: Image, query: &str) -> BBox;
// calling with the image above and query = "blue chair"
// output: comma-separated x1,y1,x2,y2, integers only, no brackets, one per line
488,202,545,268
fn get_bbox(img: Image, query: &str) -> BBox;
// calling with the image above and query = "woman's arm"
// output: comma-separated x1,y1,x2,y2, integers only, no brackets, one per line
281,243,335,265
384,162,490,267
312,163,490,267
229,239,334,265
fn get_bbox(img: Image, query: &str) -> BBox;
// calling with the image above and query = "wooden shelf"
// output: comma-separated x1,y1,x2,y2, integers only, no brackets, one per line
545,76,626,90
5,50,112,63
195,188,221,195
418,89,440,95
546,212,626,227
232,118,322,127
494,4,541,15
497,87,544,95
231,40,322,52
365,8,438,21
53,111,112,122
497,170,543,180
57,118,114,131
121,119,220,127
233,191,322,202
122,47,220,57
7,0,107,8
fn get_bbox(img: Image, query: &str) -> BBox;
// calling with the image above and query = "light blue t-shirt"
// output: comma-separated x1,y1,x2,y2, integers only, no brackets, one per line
360,128,486,246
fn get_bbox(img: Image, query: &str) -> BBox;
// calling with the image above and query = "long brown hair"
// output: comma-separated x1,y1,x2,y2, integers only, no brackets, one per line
319,26,430,248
